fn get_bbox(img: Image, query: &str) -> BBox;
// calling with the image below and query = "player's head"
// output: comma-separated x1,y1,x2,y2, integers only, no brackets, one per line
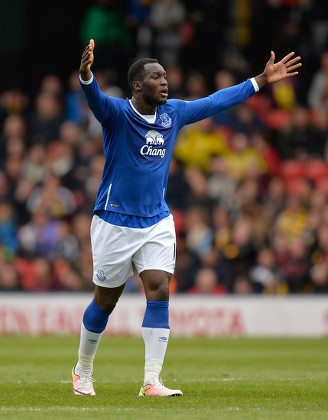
128,58,159,87
128,58,168,105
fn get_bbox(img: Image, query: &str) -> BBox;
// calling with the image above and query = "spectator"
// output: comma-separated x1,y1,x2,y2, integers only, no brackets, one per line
165,64,186,99
184,166,216,211
149,0,186,66
261,176,287,222
311,224,328,266
17,210,62,260
0,114,28,168
0,200,18,254
39,74,64,99
308,106,328,157
187,266,227,295
126,0,153,59
26,174,77,219
0,171,10,202
223,132,267,181
184,71,208,100
184,206,213,260
54,220,80,263
174,231,201,292
53,258,84,291
307,50,328,110
174,117,229,172
233,275,254,294
276,106,312,159
251,131,281,177
0,88,29,128
0,260,21,291
279,237,312,293
274,195,309,241
29,89,65,144
232,103,264,136
80,0,132,77
266,76,299,110
166,157,192,211
249,247,279,293
220,215,258,289
309,263,328,293
65,70,89,124
207,157,237,209
212,207,232,253
18,257,56,291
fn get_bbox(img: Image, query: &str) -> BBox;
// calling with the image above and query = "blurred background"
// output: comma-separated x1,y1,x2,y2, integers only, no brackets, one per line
1,0,328,296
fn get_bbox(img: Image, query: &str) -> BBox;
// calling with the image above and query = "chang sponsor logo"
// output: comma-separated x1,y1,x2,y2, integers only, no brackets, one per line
140,130,166,158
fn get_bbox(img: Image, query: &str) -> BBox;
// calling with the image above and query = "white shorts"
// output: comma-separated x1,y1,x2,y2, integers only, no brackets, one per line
90,214,176,288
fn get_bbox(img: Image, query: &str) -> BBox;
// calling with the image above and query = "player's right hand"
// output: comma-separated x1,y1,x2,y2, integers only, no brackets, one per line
80,39,95,78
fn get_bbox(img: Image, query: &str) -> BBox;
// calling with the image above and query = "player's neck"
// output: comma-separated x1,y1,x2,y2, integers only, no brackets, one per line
131,96,156,115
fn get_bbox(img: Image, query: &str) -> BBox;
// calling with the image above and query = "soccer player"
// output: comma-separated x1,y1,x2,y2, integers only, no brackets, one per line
72,39,301,397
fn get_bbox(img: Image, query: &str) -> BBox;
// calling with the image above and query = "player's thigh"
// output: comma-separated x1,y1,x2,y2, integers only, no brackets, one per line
90,215,139,287
133,215,176,275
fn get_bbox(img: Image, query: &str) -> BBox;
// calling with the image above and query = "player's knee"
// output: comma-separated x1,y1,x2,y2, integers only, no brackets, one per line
94,294,118,313
151,281,169,300
140,270,171,300
94,285,124,313
96,299,118,313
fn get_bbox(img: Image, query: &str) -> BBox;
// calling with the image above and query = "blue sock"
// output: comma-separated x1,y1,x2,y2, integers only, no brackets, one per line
82,299,111,333
142,300,169,329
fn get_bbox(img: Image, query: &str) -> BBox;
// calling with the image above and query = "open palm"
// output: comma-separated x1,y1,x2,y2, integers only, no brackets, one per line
265,51,302,84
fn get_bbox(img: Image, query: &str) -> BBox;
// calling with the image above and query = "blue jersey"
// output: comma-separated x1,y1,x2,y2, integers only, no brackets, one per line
80,75,256,226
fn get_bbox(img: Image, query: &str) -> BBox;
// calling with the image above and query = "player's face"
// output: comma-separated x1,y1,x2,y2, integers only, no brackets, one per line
141,63,168,106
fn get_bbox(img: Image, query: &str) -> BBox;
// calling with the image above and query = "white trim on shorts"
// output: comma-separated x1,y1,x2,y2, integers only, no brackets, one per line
90,214,176,288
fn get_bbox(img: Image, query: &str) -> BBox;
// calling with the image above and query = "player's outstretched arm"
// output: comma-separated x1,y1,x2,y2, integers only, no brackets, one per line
255,51,302,89
80,39,95,81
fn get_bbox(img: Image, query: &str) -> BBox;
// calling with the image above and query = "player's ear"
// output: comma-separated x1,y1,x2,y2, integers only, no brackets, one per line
133,81,142,91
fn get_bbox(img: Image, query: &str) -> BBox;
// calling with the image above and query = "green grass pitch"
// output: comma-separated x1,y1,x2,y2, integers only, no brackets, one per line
0,335,327,419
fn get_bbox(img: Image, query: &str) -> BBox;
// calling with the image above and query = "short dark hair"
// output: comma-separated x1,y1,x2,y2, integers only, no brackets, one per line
127,58,159,88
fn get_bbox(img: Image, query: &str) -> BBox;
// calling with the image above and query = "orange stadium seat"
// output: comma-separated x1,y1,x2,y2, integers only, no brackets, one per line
280,160,305,181
305,159,328,181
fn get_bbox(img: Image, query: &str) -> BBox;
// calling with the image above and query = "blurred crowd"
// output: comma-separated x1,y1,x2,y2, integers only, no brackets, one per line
0,0,328,294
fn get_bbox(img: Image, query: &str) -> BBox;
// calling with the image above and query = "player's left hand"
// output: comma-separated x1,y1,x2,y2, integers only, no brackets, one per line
264,51,302,84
